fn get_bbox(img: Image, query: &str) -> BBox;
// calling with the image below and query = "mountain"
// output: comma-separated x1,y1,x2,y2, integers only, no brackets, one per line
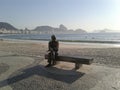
32,24,87,34
75,29,87,33
33,26,54,34
34,26,54,31
0,22,87,34
59,24,67,31
93,29,114,33
0,22,18,30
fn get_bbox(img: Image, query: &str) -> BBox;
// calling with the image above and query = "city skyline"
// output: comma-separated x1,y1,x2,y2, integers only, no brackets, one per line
0,0,120,32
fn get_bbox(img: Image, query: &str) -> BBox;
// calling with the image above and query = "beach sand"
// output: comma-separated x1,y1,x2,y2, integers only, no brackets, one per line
0,40,120,90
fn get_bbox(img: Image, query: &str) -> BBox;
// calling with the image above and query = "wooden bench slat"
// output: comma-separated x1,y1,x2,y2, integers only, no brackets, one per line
56,55,93,65
45,54,93,69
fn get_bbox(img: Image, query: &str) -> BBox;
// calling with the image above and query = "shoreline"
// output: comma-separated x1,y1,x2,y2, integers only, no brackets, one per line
1,38,120,48
1,33,120,45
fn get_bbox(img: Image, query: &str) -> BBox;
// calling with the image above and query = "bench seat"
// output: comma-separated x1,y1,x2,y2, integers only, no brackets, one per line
45,54,93,69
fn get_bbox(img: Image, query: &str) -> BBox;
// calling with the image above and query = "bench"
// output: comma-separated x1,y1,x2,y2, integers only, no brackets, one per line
45,54,93,69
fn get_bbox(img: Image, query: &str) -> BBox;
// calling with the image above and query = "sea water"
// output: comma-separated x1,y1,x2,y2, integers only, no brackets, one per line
0,33,120,44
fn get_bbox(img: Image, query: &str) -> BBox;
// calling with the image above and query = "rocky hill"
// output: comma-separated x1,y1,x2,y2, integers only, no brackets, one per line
0,22,87,34
0,22,18,30
32,24,87,34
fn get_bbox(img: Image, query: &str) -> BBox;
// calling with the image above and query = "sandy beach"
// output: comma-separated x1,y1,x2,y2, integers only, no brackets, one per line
0,39,120,90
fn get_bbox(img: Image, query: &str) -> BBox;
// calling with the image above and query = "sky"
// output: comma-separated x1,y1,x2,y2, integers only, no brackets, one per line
0,0,120,32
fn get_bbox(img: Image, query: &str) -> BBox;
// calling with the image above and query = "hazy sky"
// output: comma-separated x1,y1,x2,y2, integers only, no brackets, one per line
0,0,120,32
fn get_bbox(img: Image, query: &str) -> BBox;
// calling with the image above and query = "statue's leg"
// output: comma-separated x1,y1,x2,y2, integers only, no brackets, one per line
48,52,52,65
53,52,58,65
45,52,52,67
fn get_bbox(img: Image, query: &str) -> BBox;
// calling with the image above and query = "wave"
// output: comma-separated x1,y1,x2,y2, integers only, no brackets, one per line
25,38,120,44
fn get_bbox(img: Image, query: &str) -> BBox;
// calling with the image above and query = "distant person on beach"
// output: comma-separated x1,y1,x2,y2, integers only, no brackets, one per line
46,35,59,67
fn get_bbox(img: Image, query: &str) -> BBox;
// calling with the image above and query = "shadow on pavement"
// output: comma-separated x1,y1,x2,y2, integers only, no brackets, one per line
0,65,85,88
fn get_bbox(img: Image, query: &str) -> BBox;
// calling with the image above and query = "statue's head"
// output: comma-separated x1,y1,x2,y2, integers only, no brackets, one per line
51,35,56,41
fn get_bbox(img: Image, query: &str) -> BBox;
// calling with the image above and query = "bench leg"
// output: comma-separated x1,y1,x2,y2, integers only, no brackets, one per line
75,63,82,69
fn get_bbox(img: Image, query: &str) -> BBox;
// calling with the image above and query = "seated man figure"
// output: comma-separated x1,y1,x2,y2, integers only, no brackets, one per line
46,35,59,67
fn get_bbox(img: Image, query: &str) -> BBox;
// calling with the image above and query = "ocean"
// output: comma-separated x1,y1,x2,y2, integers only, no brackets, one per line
0,33,120,44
